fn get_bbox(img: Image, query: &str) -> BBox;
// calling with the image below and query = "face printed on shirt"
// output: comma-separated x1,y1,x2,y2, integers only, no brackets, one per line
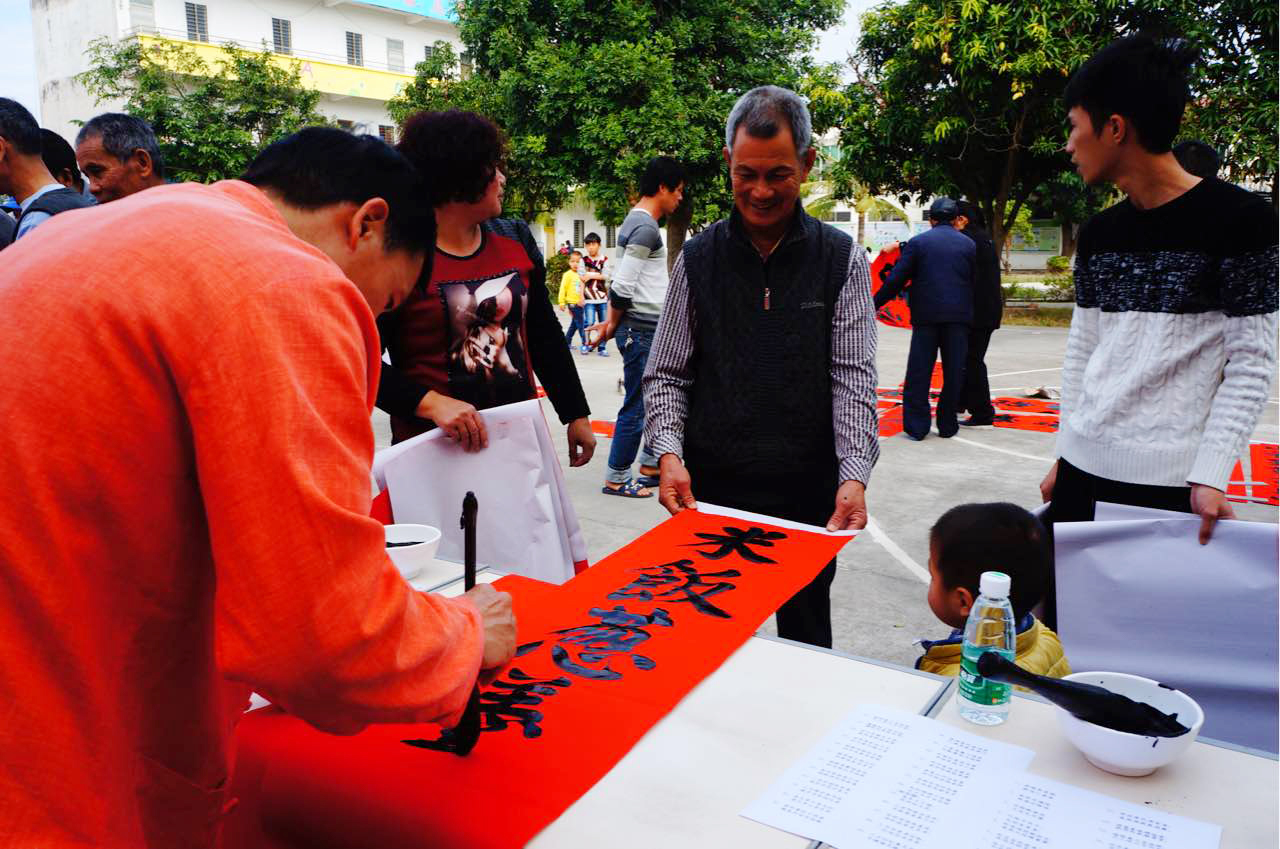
443,273,530,401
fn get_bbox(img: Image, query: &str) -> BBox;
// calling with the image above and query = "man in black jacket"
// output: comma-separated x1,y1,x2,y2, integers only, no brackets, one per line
956,201,1004,426
874,197,976,439
644,86,880,648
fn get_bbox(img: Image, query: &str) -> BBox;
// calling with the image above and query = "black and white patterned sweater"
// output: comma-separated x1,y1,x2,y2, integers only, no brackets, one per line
1059,178,1278,491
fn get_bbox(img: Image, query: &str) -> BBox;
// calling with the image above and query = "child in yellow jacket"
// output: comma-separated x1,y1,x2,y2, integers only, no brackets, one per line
917,502,1071,680
559,250,588,352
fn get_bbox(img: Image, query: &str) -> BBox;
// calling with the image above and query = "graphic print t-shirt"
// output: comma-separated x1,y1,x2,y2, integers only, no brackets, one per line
581,253,608,303
387,230,536,442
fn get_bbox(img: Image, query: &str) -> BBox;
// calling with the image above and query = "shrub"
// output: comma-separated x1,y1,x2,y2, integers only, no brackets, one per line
1046,255,1071,273
545,252,570,304
1042,274,1075,302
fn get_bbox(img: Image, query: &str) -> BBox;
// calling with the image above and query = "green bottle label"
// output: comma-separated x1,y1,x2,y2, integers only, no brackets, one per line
959,645,1013,706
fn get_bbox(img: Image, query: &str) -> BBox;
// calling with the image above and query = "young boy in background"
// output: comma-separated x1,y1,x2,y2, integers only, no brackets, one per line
917,502,1071,679
580,232,610,355
559,250,588,352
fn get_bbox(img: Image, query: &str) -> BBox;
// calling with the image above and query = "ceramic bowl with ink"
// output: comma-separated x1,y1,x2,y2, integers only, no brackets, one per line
384,524,442,580
1054,671,1204,777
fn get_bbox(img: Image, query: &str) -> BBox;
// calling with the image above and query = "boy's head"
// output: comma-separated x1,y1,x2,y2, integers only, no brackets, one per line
927,503,1050,629
1063,35,1197,185
584,232,601,256
568,249,581,269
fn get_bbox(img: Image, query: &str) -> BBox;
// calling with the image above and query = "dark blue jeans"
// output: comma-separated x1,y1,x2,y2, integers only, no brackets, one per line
606,324,659,484
904,323,969,438
582,302,608,351
564,305,586,346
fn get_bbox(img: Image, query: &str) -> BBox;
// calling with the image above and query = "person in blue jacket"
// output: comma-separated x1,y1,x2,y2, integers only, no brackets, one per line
874,197,976,439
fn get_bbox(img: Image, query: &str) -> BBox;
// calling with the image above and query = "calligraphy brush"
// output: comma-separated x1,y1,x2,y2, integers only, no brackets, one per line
449,491,483,756
976,652,1190,737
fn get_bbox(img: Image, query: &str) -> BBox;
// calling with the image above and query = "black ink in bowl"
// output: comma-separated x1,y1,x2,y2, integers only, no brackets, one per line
387,540,426,548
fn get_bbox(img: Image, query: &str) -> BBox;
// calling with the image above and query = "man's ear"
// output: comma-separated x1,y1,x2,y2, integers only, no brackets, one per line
722,146,732,168
349,197,391,249
1105,113,1128,147
955,585,975,619
132,148,155,178
799,145,817,180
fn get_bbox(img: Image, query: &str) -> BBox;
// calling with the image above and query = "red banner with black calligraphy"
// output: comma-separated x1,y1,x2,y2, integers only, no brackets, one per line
225,506,856,849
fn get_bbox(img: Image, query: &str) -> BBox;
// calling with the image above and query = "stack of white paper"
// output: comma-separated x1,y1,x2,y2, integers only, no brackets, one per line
743,705,1221,849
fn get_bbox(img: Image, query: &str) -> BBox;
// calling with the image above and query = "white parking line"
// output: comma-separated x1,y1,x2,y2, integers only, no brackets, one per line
950,435,1055,463
987,366,1063,378
864,518,930,584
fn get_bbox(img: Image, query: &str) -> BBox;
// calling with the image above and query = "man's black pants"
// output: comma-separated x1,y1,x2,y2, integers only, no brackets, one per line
685,467,839,648
960,327,996,422
904,323,969,438
1040,457,1192,629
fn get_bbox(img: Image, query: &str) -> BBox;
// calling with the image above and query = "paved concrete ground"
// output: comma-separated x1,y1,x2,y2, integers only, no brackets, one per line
374,318,1279,669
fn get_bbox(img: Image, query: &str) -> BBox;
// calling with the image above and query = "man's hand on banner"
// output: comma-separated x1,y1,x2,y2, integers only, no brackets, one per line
419,391,488,452
566,418,597,467
464,583,517,670
658,453,697,515
1191,483,1236,545
827,480,868,532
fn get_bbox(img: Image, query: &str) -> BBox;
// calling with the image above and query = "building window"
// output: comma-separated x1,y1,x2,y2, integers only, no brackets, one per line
184,3,208,42
460,51,473,78
336,120,355,132
378,125,396,144
387,39,404,73
130,0,155,32
834,210,852,222
605,224,617,249
573,220,585,246
346,32,364,67
271,18,291,55
424,44,434,61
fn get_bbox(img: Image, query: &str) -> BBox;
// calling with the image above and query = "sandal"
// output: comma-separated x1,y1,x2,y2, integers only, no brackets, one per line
602,479,653,498
635,473,660,488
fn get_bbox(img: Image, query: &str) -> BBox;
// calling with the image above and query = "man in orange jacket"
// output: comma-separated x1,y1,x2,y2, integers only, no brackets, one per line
0,128,515,847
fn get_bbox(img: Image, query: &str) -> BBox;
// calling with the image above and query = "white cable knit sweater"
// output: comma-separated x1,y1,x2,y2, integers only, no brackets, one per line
1058,179,1278,491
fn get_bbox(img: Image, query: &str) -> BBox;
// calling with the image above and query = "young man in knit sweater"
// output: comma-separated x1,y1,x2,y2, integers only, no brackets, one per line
1041,37,1277,623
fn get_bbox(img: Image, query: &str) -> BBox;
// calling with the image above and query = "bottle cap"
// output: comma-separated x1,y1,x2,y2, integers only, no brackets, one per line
979,571,1011,599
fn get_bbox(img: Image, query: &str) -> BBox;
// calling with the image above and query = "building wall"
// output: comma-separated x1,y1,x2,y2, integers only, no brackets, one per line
30,0,462,141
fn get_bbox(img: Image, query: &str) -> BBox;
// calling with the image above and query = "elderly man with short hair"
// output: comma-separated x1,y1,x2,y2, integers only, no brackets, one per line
643,85,880,648
75,112,167,203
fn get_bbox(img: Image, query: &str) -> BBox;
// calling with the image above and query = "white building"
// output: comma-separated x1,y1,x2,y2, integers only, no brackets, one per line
31,0,464,144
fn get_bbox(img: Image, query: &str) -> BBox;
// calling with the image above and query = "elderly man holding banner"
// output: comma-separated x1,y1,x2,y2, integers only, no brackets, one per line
644,85,881,648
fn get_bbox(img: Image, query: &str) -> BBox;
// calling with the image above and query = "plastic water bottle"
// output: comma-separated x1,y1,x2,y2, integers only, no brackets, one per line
957,571,1016,725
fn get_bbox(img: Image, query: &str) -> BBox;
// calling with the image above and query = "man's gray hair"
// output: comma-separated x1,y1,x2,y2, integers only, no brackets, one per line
76,113,165,179
724,85,812,158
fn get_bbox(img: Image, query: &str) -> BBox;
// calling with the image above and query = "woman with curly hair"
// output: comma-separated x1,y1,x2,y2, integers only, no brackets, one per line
377,110,595,465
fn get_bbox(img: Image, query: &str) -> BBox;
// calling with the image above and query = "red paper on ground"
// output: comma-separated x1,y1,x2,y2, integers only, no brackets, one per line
870,247,911,328
1250,443,1279,506
878,406,904,437
992,412,1060,433
226,509,854,849
991,397,1061,415
590,419,616,437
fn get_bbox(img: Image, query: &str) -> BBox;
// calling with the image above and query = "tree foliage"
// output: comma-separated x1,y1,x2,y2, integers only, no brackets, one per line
830,0,1277,254
78,38,326,183
389,0,843,257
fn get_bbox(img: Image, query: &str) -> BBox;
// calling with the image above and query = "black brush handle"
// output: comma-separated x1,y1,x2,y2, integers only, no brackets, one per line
461,491,478,591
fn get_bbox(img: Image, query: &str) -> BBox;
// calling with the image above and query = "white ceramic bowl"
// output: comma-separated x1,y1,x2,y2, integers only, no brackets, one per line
1054,671,1204,777
383,523,442,580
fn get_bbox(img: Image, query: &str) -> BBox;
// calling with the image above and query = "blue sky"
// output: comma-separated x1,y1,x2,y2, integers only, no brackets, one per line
1,0,872,124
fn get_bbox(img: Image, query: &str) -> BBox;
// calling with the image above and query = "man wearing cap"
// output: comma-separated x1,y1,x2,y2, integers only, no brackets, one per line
874,197,976,440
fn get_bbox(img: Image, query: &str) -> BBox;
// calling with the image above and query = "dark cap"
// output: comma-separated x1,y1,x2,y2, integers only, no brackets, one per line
928,196,958,220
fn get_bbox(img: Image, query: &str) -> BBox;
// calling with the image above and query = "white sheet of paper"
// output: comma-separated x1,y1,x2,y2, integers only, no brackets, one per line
373,400,583,582
741,704,1035,848
964,772,1221,849
1055,517,1279,753
382,414,571,582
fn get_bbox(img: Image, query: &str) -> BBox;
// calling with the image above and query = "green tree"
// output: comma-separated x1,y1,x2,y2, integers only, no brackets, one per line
1175,0,1278,200
390,0,843,266
78,37,326,183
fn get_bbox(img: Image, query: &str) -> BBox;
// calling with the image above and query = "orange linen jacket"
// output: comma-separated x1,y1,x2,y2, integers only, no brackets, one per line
0,181,484,847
